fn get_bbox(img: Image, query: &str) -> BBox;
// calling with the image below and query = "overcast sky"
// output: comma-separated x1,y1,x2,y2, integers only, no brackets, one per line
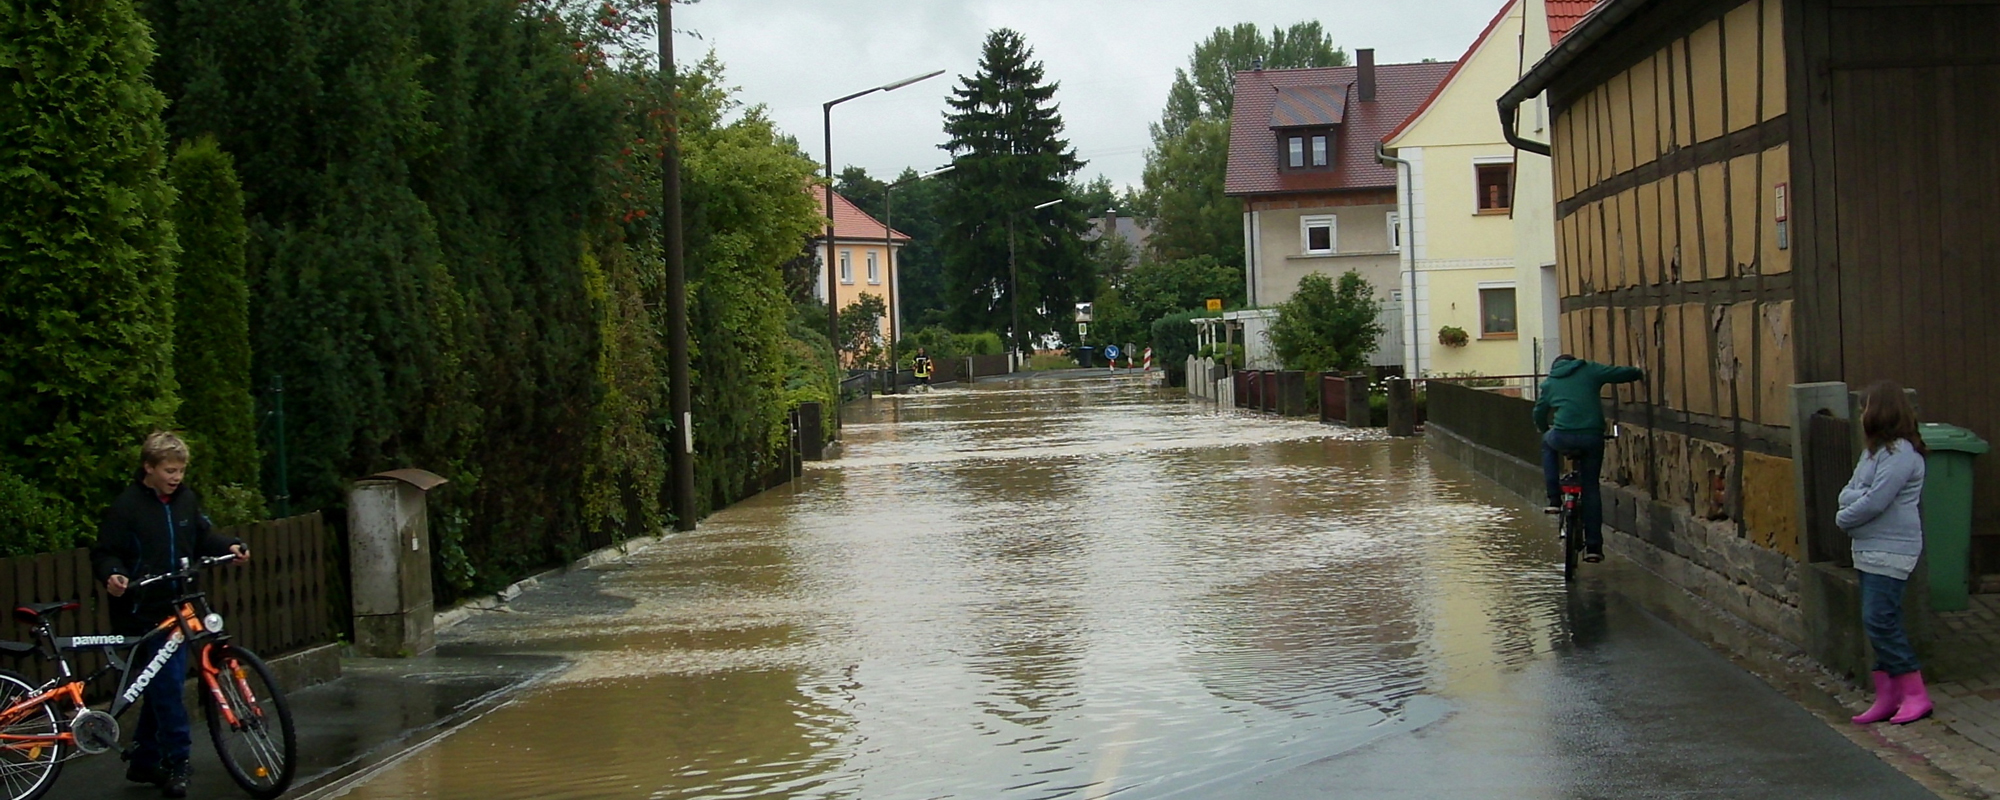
672,0,1506,192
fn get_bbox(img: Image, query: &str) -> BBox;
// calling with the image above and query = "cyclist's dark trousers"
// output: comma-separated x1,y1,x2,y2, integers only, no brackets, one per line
1542,429,1606,549
130,637,192,767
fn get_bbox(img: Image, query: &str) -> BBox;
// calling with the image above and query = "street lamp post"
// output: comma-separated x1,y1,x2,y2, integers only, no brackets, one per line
823,70,945,359
1010,198,1064,364
883,165,954,393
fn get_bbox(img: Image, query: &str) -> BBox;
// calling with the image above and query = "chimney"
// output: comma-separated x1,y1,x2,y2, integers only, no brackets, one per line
1102,208,1116,239
1357,48,1377,103
1251,56,1263,71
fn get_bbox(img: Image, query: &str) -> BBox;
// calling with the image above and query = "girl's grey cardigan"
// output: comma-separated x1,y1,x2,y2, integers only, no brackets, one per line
1837,439,1926,557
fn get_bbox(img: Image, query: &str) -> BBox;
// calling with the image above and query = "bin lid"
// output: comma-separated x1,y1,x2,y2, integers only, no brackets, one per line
1919,423,1990,455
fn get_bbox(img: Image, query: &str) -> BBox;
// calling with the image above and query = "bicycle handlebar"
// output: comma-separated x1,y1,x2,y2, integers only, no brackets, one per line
132,553,240,588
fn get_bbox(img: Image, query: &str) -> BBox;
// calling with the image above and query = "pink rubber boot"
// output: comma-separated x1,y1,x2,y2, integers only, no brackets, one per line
1890,671,1933,724
1852,670,1901,724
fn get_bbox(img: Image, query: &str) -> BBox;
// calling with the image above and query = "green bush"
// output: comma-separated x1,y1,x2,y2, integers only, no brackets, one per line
167,137,264,521
0,0,180,552
1270,271,1384,373
1150,309,1217,387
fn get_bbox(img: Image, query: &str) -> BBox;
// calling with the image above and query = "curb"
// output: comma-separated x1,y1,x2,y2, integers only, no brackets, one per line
433,534,671,632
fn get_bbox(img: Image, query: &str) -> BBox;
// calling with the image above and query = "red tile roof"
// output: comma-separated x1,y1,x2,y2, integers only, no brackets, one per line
815,189,910,243
1547,0,1606,45
1224,61,1456,197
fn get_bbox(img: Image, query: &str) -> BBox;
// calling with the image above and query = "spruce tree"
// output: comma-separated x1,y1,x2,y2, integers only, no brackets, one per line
0,0,181,551
939,29,1093,351
167,137,264,523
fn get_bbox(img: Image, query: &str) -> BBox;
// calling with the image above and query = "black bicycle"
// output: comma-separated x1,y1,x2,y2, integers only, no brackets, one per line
1553,430,1618,581
0,553,296,800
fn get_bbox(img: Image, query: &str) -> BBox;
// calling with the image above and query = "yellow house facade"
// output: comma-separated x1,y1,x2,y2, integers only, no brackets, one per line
1382,0,1567,379
816,190,910,355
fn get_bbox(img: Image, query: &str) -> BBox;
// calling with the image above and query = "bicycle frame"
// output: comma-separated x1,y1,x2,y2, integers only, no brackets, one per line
0,562,248,758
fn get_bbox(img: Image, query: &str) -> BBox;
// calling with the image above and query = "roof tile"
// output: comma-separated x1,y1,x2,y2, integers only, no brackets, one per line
1224,61,1457,197
1547,0,1606,45
815,189,910,242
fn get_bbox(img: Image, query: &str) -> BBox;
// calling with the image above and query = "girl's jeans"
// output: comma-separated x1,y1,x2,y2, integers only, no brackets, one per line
1860,570,1922,674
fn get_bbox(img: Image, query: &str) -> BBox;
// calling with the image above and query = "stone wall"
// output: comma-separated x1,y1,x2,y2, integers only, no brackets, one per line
1428,400,1805,649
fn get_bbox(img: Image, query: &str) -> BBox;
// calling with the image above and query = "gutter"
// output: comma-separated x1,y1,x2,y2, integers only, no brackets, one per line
1375,142,1422,377
1496,0,1653,158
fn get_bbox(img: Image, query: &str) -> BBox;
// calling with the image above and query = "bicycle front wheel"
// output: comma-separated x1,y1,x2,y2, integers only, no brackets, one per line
0,669,63,800
200,644,297,799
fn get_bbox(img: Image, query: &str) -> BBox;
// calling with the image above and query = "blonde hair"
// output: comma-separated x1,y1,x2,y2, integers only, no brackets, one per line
141,431,191,467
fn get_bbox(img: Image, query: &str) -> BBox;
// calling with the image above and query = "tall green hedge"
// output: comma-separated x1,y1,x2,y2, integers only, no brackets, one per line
0,0,181,553
166,137,264,525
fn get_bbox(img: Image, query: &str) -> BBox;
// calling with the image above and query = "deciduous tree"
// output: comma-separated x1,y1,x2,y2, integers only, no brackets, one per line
1269,271,1384,373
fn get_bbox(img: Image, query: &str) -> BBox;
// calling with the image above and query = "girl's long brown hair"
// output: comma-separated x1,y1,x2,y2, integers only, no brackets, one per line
1861,380,1927,456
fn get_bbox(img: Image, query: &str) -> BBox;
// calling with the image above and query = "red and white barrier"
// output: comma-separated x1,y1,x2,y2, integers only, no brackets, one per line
1142,347,1154,371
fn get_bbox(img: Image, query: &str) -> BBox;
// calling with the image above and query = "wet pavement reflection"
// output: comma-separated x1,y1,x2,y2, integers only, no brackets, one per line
337,374,1937,799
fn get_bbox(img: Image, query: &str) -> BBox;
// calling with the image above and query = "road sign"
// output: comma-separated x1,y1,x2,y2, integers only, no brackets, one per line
1206,298,1222,312
1103,345,1121,361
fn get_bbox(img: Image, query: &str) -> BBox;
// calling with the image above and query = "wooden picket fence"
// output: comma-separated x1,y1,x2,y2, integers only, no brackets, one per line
0,513,334,693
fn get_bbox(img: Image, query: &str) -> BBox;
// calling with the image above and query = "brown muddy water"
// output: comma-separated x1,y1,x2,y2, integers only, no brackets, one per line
331,375,1934,800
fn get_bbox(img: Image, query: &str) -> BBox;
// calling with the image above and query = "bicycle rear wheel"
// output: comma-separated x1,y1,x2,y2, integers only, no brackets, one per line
200,644,296,799
1561,507,1581,582
0,669,62,800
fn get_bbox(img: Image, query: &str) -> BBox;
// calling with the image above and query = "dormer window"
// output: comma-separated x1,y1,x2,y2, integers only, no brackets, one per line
1281,129,1335,170
1270,84,1345,172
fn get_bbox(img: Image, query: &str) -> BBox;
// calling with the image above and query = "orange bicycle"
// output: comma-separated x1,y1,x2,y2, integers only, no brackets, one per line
0,554,296,799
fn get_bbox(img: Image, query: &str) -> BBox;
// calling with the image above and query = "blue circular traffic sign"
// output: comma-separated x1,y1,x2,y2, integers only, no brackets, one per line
1103,345,1121,360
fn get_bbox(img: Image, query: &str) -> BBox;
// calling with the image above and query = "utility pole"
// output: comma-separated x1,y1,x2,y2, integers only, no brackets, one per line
660,0,695,532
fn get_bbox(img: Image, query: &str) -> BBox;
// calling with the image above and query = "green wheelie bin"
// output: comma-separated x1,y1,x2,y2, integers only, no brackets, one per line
1919,422,1990,611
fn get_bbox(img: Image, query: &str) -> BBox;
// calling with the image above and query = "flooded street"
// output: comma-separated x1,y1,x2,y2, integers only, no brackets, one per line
336,375,1936,799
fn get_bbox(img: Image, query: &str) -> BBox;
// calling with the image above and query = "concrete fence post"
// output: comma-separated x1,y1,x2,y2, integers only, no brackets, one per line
1347,374,1372,428
1387,378,1416,436
348,468,447,658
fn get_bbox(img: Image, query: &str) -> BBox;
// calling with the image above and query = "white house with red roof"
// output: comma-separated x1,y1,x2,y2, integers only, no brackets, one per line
815,190,911,351
1381,0,1603,378
1224,50,1455,369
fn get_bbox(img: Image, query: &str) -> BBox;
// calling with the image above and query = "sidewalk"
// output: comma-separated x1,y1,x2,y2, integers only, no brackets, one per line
52,652,561,800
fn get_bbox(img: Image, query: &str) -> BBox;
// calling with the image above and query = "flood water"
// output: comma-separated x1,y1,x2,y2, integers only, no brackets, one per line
336,374,1939,800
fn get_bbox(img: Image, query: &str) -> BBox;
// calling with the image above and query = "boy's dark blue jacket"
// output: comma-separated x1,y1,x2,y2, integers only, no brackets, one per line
91,480,242,634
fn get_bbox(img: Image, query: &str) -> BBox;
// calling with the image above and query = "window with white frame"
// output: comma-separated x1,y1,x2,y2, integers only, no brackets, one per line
1300,215,1336,255
1479,282,1518,337
1386,212,1402,252
840,250,853,284
867,251,880,284
1474,160,1515,213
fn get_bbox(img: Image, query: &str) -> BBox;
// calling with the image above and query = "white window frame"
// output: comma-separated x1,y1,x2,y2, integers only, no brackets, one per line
1477,280,1518,338
866,251,880,284
1472,156,1517,215
1310,135,1328,167
839,250,853,284
1386,212,1402,252
1300,215,1337,255
1287,137,1305,168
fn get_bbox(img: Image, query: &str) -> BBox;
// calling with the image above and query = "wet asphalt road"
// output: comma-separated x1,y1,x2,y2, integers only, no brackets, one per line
329,373,1938,799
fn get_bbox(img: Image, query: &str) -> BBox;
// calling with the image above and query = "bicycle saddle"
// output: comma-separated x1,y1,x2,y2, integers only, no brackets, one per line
0,641,35,658
13,601,79,626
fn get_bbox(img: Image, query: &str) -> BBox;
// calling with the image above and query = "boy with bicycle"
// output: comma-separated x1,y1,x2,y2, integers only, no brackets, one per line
91,432,249,798
1533,355,1645,563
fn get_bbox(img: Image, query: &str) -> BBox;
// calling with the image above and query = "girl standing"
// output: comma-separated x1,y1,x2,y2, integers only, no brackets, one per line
1841,381,1931,725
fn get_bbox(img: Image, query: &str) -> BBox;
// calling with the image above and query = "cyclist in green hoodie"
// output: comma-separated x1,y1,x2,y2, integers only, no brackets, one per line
1533,355,1645,562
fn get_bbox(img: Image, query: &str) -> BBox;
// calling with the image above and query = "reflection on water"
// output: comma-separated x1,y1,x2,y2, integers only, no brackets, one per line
340,378,1586,799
